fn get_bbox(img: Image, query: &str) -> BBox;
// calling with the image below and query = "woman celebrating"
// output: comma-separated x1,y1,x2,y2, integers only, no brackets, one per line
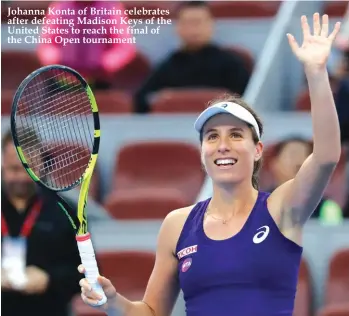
79,13,341,316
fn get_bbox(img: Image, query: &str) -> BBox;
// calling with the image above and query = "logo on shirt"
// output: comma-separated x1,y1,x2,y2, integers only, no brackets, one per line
252,225,270,244
181,258,192,273
177,245,198,259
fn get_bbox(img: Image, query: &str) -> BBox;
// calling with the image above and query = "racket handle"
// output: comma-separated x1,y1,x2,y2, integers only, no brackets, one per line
76,233,107,306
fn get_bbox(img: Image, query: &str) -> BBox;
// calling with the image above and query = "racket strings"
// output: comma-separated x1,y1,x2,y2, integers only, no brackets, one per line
17,73,80,111
15,68,94,189
19,103,91,154
16,71,71,98
17,99,91,150
20,82,91,118
27,146,87,169
41,152,90,178
17,73,90,121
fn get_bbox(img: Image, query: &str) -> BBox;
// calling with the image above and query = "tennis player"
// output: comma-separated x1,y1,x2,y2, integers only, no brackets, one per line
79,13,342,316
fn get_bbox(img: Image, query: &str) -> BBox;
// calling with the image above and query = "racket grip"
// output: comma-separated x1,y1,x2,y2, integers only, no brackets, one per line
76,233,107,306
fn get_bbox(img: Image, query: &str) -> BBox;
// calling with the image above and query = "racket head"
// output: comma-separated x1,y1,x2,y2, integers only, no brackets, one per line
10,64,100,193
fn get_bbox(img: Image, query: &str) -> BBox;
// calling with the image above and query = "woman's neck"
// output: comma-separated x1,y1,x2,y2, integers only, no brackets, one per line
209,182,258,217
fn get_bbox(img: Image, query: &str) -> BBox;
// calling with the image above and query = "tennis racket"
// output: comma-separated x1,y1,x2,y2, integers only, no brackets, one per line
10,64,107,306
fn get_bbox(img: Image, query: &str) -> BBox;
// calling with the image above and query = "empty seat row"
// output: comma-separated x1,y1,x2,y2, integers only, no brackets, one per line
96,140,347,220
72,248,349,316
2,86,234,115
5,137,344,220
317,247,349,316
102,141,205,219
76,138,348,219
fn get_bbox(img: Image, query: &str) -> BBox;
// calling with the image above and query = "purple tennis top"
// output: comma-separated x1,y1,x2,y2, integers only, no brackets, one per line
175,191,303,316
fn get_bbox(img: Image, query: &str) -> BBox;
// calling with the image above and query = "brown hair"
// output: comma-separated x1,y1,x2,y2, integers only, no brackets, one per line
199,93,264,190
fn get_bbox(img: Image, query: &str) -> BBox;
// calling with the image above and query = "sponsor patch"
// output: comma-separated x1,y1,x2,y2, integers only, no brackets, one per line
177,245,198,259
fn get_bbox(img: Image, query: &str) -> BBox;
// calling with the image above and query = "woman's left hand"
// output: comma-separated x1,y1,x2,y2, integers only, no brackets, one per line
287,13,341,70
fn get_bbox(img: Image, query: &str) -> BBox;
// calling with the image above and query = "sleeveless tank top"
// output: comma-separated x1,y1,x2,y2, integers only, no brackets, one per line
175,191,303,316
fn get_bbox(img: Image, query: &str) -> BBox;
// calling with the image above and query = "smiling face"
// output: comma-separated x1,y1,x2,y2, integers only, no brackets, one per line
201,113,263,187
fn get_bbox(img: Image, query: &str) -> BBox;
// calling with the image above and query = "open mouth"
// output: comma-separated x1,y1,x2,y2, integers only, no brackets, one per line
214,158,238,167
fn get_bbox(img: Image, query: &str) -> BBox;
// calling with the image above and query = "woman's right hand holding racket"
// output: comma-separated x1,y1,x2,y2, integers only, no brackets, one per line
78,264,117,310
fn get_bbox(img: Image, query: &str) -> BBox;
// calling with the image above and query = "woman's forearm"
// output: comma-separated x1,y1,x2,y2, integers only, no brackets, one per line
305,66,341,163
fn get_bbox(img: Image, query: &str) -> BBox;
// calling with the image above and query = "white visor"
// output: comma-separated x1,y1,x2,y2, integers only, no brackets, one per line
194,101,260,139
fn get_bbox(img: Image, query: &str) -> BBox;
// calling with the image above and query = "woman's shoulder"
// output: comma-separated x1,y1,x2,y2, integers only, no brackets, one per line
164,204,196,229
158,204,197,253
165,198,209,226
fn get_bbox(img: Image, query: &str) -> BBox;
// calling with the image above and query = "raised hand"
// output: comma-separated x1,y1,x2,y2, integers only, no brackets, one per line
287,13,341,70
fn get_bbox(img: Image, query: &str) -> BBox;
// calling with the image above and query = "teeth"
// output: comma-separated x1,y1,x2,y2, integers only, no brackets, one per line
216,159,237,165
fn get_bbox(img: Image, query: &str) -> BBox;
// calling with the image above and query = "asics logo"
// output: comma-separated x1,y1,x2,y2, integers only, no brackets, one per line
253,225,270,244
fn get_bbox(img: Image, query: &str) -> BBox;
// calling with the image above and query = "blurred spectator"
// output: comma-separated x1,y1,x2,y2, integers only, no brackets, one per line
328,4,349,80
37,1,136,90
343,195,349,218
1,130,81,316
334,51,349,144
334,4,349,52
268,136,344,224
134,1,250,113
